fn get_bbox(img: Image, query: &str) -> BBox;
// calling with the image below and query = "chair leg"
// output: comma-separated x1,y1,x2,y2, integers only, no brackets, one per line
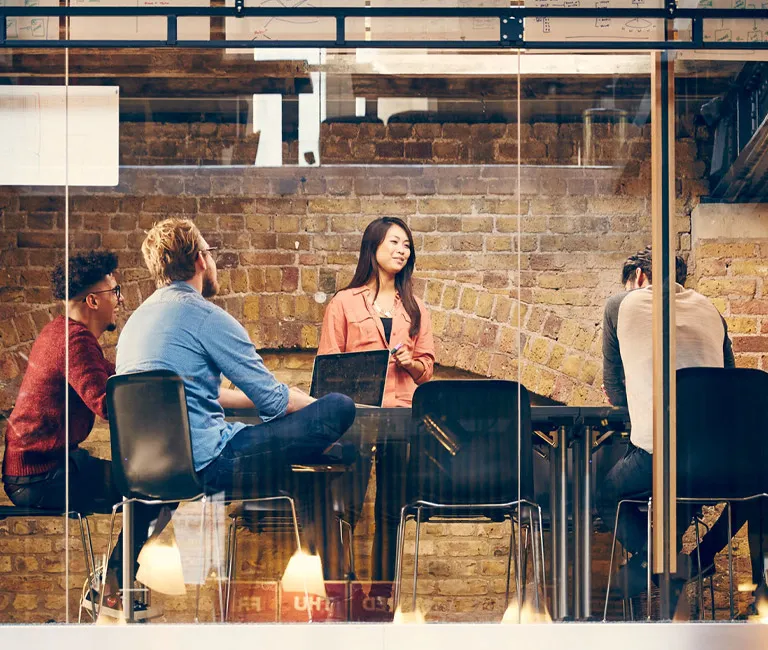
694,517,705,620
224,518,237,621
411,506,423,613
100,505,121,618
392,506,409,611
195,497,208,623
211,500,225,623
646,498,652,621
727,501,734,620
529,505,544,613
76,514,98,622
603,500,625,621
505,517,521,609
339,518,356,580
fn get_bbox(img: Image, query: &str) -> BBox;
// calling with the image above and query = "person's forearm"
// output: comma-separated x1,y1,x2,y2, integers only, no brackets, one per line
285,387,315,414
404,358,425,382
218,387,255,409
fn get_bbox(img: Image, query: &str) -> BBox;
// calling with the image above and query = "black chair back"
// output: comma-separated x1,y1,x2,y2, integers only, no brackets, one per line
106,370,203,501
409,379,534,505
677,367,768,500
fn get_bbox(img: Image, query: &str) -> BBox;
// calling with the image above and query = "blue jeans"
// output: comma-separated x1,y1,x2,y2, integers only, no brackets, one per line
200,393,356,573
597,442,696,557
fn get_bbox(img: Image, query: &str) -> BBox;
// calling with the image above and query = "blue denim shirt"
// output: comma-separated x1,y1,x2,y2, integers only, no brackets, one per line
116,282,289,471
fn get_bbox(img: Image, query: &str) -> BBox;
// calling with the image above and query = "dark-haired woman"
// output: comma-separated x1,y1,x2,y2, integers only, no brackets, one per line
318,216,434,405
318,217,435,604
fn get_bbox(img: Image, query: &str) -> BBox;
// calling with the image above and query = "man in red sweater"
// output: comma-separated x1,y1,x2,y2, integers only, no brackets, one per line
2,251,158,610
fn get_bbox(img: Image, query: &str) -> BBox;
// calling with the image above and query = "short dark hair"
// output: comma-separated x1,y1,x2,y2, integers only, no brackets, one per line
52,251,118,300
621,245,688,286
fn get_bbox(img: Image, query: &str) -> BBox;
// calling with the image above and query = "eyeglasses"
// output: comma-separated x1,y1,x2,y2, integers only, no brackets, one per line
83,284,121,302
201,247,218,261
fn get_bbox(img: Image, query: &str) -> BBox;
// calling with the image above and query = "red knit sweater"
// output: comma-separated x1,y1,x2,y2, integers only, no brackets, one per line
2,316,115,477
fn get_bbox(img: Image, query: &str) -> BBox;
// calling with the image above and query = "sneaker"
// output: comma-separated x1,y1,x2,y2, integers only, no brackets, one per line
611,554,649,599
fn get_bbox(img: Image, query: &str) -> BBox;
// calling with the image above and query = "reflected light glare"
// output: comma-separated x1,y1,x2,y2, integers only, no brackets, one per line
95,609,127,626
135,537,187,596
755,596,768,624
393,606,425,624
281,550,327,598
501,596,552,624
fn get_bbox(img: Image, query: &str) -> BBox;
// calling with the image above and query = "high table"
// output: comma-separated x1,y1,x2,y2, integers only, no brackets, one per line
120,404,628,622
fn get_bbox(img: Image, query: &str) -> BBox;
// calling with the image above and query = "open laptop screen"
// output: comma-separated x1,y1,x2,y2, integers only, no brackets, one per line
310,350,390,407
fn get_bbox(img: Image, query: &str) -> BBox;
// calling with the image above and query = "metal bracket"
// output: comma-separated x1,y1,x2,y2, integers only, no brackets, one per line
235,0,244,18
500,14,523,47
534,428,557,448
665,0,677,17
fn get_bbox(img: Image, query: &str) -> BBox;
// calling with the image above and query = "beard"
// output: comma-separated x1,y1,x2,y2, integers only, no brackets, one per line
202,269,219,298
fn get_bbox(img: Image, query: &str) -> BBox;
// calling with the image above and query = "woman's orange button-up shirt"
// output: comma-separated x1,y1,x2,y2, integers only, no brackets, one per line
317,287,435,407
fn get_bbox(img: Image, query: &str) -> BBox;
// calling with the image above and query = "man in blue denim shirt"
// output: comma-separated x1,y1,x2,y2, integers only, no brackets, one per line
117,218,356,556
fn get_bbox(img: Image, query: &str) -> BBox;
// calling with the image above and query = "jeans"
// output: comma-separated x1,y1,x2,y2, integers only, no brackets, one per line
200,393,356,576
596,442,696,557
3,448,162,586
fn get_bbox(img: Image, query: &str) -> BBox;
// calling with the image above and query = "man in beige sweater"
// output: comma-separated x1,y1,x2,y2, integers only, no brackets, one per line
598,246,734,603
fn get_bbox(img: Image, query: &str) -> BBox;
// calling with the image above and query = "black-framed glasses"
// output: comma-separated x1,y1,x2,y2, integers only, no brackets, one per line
83,284,121,302
202,247,219,262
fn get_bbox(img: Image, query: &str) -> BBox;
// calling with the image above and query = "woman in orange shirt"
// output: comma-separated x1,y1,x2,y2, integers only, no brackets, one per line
318,217,435,601
318,216,435,405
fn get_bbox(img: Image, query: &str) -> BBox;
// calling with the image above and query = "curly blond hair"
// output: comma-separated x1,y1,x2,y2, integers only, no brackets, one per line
142,218,203,288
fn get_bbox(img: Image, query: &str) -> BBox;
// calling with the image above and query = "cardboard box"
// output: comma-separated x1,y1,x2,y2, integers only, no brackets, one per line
280,581,348,622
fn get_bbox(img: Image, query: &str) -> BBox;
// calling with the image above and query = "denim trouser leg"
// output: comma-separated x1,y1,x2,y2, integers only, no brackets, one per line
200,393,356,575
596,443,654,556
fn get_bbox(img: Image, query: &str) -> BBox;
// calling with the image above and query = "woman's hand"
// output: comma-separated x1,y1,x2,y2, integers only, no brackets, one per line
393,344,424,380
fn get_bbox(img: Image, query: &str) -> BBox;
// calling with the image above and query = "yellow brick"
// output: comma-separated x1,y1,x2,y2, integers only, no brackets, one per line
301,269,318,293
447,314,464,337
730,260,768,277
561,355,583,378
431,310,447,336
243,296,259,320
308,198,361,214
230,268,248,293
425,280,443,306
547,343,566,370
442,285,459,309
476,293,494,318
463,318,482,342
580,360,600,385
537,369,557,397
460,288,478,312
301,325,318,348
725,316,758,334
472,350,491,376
524,337,551,364
498,327,519,354
573,328,595,351
698,278,756,299
697,242,758,258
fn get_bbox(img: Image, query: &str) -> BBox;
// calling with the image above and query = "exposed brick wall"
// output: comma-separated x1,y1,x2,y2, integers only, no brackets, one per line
693,240,768,371
0,146,713,412
1,113,760,623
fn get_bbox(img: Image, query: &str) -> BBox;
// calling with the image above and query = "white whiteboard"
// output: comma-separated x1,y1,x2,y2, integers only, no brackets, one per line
225,0,362,43
525,0,666,42
225,0,502,43
699,0,768,44
3,0,58,41
69,0,210,41
0,86,119,187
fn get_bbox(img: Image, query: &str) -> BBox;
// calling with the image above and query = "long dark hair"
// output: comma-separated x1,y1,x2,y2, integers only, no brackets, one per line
345,217,421,338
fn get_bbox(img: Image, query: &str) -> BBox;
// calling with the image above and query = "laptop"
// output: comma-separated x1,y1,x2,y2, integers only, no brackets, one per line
310,350,390,407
